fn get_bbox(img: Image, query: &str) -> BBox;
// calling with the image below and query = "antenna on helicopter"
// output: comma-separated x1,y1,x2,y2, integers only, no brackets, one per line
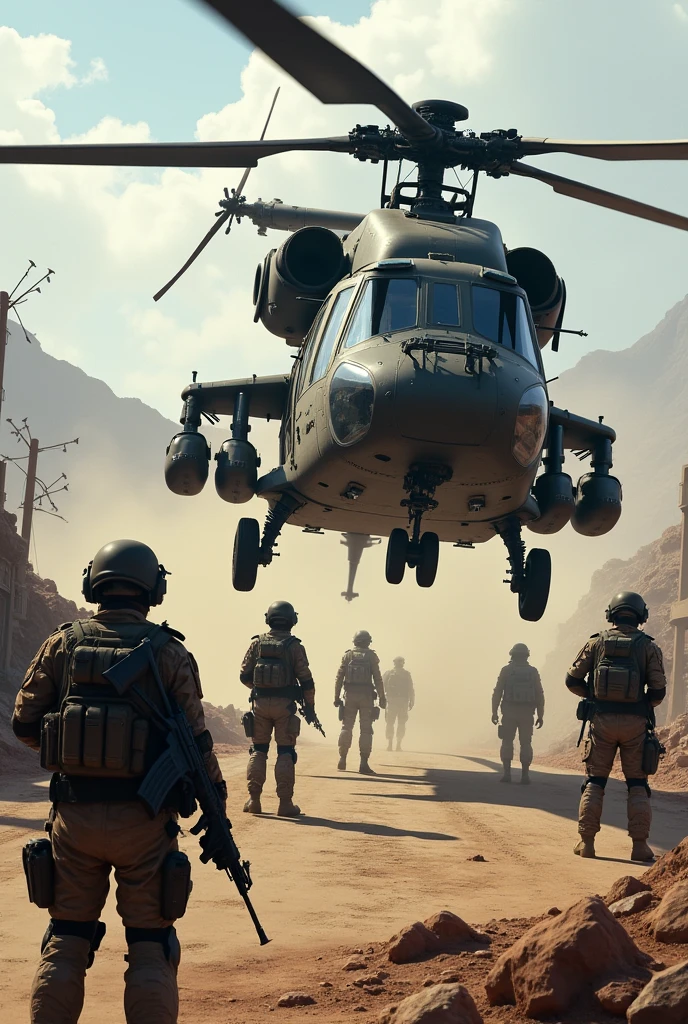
153,87,281,302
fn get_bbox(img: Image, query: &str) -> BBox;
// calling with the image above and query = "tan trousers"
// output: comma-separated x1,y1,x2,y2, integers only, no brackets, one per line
500,705,535,767
339,688,375,758
248,697,300,800
31,801,179,1024
385,702,409,744
579,712,651,840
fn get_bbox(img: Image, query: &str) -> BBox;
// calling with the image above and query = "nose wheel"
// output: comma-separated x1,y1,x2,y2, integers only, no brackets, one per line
496,518,551,621
385,528,440,587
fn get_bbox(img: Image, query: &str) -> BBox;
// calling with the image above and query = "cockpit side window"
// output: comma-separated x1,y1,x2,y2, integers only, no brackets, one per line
430,282,460,327
296,300,328,398
309,286,355,384
472,285,539,368
341,277,418,349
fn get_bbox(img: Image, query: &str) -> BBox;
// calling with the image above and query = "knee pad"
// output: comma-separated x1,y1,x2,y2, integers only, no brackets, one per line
251,743,270,755
45,919,106,969
277,745,297,764
582,776,608,793
627,778,651,796
125,926,180,969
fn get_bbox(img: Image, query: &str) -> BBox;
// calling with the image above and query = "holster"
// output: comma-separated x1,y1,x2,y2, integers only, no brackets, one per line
497,724,503,739
161,850,192,920
22,837,55,908
241,711,255,738
338,705,345,722
642,730,665,775
372,706,381,722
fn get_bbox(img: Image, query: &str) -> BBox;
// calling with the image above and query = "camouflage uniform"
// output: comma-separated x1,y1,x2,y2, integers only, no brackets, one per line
383,665,414,751
240,628,314,815
566,624,666,850
12,608,223,1024
492,661,544,781
335,647,385,770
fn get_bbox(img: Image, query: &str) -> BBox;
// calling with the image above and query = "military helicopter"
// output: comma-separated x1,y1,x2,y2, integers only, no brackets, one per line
4,1,688,620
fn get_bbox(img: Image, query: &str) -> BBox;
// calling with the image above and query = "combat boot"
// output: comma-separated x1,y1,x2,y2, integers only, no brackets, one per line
520,766,531,785
386,740,393,751
243,796,262,814
337,753,347,771
573,837,596,858
277,799,301,817
396,741,402,752
359,758,376,775
631,839,655,862
500,762,511,783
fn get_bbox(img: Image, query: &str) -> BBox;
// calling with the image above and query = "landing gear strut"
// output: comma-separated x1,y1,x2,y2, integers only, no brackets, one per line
385,463,451,588
232,494,304,592
496,518,551,621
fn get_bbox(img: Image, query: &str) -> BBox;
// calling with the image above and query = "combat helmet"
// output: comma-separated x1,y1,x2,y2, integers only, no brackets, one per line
393,656,405,665
265,600,298,628
82,539,168,606
606,591,648,624
509,643,530,658
353,630,372,647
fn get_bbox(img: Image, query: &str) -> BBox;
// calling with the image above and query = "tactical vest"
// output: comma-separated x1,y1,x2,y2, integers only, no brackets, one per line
344,649,374,687
592,630,648,703
252,633,297,691
386,669,411,701
502,664,538,704
40,619,174,782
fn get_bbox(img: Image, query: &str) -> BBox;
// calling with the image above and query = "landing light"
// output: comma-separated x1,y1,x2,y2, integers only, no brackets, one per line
513,385,548,467
329,362,375,446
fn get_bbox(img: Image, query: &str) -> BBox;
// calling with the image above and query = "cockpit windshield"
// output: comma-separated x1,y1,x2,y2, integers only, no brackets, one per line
472,285,540,368
342,277,418,349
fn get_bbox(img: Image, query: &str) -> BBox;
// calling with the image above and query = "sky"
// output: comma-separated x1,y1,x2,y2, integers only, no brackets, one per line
2,1,688,738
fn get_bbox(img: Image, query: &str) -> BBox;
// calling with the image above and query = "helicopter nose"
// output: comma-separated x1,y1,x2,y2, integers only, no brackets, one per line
394,340,498,444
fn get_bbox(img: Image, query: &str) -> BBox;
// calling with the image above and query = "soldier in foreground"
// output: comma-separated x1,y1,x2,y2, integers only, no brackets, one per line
334,630,386,774
240,600,316,817
492,643,544,785
566,591,667,862
383,656,415,751
12,539,226,1024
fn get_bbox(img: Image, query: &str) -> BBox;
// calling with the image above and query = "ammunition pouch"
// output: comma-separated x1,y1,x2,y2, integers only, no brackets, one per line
22,837,55,908
576,699,589,722
241,711,255,738
338,704,345,722
642,731,665,776
46,698,150,779
497,724,504,739
253,634,297,689
161,850,192,920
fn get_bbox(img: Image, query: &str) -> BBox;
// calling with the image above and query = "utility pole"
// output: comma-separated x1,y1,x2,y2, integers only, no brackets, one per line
670,464,688,720
20,437,39,542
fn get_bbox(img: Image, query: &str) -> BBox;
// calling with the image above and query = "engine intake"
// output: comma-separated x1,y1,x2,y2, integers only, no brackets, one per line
506,247,565,350
254,226,346,346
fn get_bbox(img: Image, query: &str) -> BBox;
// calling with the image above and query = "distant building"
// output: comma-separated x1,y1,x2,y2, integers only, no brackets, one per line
0,509,28,681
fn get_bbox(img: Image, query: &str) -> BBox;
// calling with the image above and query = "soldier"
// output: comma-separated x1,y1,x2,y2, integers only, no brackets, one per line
334,630,386,774
383,656,415,751
240,601,315,818
566,591,667,862
11,539,225,1024
491,643,544,785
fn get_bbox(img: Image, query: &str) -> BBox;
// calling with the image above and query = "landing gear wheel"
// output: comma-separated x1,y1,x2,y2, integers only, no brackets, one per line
386,529,409,585
233,517,260,592
518,548,551,621
416,531,440,588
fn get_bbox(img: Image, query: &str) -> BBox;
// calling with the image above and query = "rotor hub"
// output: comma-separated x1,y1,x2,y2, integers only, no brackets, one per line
412,100,469,130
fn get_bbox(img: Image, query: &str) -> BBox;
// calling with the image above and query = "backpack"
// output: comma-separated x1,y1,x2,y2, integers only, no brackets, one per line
40,619,175,779
502,665,538,704
253,634,297,688
345,649,373,686
592,630,648,703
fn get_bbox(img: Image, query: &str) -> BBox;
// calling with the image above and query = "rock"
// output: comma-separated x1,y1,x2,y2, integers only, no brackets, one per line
485,896,651,1018
675,753,688,767
547,907,561,916
377,983,483,1023
388,922,441,964
439,971,460,982
276,992,316,1007
609,890,653,917
667,730,681,749
344,957,369,971
652,880,688,942
467,855,486,862
423,979,436,987
423,910,490,946
319,981,332,988
627,961,688,1022
472,950,492,959
596,979,646,1015
604,874,652,906
643,837,688,892
353,972,389,988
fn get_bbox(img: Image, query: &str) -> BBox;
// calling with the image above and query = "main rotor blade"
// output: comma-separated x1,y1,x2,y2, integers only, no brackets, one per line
520,138,688,161
0,137,353,168
510,162,688,231
199,0,436,144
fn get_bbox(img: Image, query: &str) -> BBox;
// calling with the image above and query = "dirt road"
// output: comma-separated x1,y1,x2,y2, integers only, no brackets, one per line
1,745,686,1022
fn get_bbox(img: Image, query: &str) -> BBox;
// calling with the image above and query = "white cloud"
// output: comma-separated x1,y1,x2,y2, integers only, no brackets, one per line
80,56,108,85
674,2,688,21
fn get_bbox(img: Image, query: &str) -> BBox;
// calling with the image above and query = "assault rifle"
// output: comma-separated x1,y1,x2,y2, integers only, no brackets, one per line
103,637,269,945
296,692,326,738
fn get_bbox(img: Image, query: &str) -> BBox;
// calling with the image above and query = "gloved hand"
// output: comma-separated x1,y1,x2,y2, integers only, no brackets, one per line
491,714,499,725
378,697,387,710
334,698,343,708
303,704,316,724
190,814,234,870
536,717,544,729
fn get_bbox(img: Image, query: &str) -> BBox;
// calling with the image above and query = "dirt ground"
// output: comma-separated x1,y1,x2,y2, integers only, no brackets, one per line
1,743,687,1023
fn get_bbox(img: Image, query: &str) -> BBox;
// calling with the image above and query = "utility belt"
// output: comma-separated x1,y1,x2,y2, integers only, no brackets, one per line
343,682,375,690
252,684,300,700
590,699,649,716
48,772,186,810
